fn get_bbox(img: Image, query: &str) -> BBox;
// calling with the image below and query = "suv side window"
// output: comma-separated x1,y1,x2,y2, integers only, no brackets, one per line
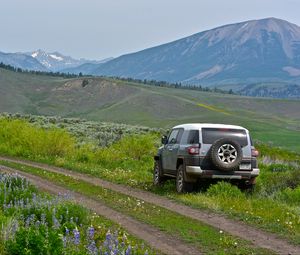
177,129,184,143
187,130,199,144
180,129,199,144
168,129,184,144
168,129,179,144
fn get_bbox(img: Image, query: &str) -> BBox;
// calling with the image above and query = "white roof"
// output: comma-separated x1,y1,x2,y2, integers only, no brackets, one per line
173,123,248,131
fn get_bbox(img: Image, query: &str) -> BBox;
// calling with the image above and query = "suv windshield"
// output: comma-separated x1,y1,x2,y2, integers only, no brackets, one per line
202,128,248,147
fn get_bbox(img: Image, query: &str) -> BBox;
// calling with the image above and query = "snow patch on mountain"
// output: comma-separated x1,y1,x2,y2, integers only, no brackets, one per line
31,52,39,58
283,66,300,77
25,50,110,72
50,54,63,61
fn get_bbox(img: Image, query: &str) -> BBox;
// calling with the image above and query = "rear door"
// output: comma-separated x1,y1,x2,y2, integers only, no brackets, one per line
201,128,251,169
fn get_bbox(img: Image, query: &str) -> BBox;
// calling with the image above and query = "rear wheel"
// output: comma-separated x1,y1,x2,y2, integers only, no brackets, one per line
153,160,166,186
176,165,193,193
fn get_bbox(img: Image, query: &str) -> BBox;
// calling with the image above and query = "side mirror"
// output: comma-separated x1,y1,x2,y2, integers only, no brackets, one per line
161,135,168,145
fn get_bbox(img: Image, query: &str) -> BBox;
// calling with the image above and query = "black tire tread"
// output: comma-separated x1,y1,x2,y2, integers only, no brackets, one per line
176,165,193,193
153,160,166,186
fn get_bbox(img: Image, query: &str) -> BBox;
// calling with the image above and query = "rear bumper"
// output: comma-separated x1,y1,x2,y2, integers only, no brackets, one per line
186,166,259,179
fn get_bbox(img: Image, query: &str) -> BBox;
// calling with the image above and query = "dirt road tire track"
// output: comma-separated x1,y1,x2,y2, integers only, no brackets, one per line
0,165,202,255
1,156,300,254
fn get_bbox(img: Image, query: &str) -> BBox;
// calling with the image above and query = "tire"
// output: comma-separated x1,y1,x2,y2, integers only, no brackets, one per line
176,165,193,193
153,160,166,186
210,138,243,171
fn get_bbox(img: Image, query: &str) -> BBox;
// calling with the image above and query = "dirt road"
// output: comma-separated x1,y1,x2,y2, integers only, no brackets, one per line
1,156,299,255
0,164,201,255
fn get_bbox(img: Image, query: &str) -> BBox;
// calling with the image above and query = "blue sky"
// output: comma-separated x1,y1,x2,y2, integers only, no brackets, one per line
0,0,299,60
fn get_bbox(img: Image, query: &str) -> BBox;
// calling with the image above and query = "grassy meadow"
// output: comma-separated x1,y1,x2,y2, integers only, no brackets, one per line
1,67,300,150
0,116,299,246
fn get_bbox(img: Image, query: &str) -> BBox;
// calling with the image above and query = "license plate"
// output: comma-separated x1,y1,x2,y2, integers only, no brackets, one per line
239,163,251,170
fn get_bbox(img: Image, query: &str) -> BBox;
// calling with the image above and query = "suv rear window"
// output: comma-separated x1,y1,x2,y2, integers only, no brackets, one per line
202,128,248,147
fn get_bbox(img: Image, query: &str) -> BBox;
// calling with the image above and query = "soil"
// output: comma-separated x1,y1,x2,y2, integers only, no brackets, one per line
1,156,300,255
0,164,201,255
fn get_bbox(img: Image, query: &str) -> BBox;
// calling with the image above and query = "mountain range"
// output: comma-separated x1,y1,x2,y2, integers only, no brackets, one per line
81,17,300,86
0,51,47,71
0,49,112,72
1,17,300,98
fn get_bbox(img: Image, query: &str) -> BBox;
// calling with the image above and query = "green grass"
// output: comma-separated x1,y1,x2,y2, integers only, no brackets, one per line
0,118,158,187
1,67,300,150
0,118,299,245
166,182,300,244
0,161,274,255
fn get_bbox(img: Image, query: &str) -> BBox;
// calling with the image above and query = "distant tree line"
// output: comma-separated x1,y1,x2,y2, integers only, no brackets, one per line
0,62,235,95
0,62,80,78
107,76,235,95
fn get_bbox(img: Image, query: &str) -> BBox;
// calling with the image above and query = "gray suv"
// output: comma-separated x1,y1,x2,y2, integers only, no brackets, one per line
154,123,259,193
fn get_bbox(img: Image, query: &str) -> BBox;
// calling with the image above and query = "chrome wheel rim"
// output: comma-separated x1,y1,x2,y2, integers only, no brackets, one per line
177,169,183,191
217,144,237,164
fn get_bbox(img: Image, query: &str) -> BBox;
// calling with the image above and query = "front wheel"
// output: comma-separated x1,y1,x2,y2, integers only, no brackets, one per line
176,165,193,193
153,160,166,186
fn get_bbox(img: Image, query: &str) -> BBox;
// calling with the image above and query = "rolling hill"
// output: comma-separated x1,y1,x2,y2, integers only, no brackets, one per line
0,67,299,150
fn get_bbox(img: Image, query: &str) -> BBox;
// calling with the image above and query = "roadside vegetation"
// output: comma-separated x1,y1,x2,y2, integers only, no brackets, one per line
0,173,151,255
0,116,299,245
0,162,273,255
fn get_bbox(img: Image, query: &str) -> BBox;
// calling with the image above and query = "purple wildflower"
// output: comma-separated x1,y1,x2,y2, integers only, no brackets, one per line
87,240,98,255
88,226,95,239
41,213,46,225
125,245,131,255
73,228,80,245
52,215,60,229
62,236,67,248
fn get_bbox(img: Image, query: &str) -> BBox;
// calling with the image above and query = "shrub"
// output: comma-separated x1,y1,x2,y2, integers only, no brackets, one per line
0,119,75,158
5,225,63,255
277,186,300,205
256,164,300,196
110,134,158,161
207,182,245,199
256,143,300,163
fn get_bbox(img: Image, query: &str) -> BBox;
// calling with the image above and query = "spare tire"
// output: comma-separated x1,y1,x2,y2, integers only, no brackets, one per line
210,138,243,171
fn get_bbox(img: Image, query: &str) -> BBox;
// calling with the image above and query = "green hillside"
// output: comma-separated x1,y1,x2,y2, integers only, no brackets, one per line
1,67,300,150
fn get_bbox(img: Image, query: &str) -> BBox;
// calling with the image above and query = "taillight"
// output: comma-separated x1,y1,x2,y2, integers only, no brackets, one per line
187,145,200,155
251,149,259,157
